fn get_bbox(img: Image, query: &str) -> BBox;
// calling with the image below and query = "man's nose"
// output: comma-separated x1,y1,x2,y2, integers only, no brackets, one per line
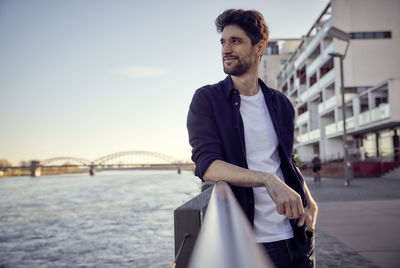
222,43,233,54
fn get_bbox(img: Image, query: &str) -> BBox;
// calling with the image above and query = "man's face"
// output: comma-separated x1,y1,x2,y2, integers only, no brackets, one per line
220,24,259,76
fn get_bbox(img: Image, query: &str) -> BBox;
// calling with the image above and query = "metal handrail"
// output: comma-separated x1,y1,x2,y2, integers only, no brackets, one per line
188,181,274,268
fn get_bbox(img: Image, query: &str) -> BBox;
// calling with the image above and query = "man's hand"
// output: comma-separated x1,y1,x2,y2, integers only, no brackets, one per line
264,174,304,219
297,201,318,232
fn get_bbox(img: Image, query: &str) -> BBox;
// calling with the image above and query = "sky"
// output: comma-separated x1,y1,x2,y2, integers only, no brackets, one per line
0,0,329,165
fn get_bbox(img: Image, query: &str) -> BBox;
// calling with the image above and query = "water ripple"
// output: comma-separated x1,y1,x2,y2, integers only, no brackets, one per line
0,170,201,267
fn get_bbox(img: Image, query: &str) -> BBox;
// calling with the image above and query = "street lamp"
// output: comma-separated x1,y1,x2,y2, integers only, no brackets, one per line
327,26,351,186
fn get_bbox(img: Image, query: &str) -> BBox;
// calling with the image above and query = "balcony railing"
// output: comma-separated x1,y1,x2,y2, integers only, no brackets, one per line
309,129,321,140
296,111,309,126
297,132,309,143
295,129,320,143
318,95,337,114
337,117,355,132
294,19,333,69
188,181,273,268
306,42,334,77
318,93,354,115
371,103,390,122
325,122,337,136
359,110,370,126
359,104,390,127
299,69,335,104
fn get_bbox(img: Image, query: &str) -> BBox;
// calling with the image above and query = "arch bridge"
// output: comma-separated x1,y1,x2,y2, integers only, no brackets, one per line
29,151,194,177
93,151,182,166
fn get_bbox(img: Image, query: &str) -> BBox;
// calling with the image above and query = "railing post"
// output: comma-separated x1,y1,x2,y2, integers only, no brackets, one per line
173,186,213,268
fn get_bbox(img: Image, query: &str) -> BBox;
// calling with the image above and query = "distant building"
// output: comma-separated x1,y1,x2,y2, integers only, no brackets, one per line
259,39,301,89
276,0,400,163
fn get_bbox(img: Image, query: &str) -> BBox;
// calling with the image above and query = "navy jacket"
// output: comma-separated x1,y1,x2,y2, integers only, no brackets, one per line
187,75,307,229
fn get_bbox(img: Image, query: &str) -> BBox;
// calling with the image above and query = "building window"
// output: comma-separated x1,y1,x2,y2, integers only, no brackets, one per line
379,130,394,159
350,31,391,39
265,43,279,55
363,133,377,158
356,87,369,93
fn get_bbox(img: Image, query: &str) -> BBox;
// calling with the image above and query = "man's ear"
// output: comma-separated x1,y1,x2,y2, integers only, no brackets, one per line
256,40,267,56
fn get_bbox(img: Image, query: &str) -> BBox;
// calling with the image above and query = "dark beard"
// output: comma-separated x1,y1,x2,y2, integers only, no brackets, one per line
223,59,252,76
222,50,254,76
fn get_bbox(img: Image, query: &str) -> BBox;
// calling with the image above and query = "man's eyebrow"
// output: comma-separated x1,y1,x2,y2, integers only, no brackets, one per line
220,36,243,42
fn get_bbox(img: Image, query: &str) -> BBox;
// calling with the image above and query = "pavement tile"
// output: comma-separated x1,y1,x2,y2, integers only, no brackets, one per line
306,177,400,268
361,251,400,268
315,229,379,268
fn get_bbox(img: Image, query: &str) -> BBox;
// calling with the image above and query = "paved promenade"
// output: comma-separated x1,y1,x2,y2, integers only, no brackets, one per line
305,176,400,268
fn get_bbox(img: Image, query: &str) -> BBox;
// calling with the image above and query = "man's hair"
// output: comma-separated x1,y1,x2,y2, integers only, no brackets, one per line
215,9,269,45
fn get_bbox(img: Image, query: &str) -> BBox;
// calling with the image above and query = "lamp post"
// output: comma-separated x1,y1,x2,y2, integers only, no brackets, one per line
329,52,350,186
327,26,351,186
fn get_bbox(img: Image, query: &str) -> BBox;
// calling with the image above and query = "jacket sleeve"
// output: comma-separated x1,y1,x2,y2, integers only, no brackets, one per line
187,87,223,180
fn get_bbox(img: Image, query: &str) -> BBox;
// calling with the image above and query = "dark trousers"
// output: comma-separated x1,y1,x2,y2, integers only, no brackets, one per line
261,231,315,268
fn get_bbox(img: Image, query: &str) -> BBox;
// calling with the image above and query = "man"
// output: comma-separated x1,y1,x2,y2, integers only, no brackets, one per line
311,155,322,185
187,9,318,268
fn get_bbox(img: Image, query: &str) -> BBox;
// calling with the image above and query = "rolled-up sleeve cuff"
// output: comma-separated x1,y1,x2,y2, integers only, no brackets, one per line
194,153,223,180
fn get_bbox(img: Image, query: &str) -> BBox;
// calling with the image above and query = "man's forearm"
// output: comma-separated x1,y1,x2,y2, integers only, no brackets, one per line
303,180,317,207
204,159,306,219
203,159,273,187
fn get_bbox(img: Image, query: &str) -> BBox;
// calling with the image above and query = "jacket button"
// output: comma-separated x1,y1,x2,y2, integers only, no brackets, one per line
234,102,238,106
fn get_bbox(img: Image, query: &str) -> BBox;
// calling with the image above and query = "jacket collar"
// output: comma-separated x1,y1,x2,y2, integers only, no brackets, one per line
222,75,275,100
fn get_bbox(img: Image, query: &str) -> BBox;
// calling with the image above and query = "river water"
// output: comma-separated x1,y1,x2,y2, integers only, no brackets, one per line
0,170,201,268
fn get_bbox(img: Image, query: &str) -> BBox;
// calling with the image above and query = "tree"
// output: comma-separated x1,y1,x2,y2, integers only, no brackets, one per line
0,160,12,167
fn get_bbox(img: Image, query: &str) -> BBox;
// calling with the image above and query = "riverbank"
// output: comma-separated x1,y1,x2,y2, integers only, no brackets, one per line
0,168,86,178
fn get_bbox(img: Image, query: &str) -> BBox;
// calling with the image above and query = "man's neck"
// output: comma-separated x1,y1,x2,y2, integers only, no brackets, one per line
231,69,260,96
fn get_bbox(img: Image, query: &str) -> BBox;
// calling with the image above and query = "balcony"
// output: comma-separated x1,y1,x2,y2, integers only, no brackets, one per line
299,69,335,103
309,129,320,141
360,104,390,126
337,117,355,132
371,103,390,122
296,129,320,144
306,42,334,78
318,95,337,114
359,111,370,126
294,19,333,69
296,111,309,126
297,133,309,143
318,93,354,114
325,122,337,136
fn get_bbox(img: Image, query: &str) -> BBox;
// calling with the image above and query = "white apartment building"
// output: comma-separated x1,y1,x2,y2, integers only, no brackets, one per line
259,39,301,89
276,0,400,163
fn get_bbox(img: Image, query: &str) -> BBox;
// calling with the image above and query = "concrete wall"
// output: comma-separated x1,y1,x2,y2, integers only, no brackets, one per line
332,0,400,87
301,161,400,178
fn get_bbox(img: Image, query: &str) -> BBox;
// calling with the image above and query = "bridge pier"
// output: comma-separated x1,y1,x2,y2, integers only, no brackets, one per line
30,161,41,177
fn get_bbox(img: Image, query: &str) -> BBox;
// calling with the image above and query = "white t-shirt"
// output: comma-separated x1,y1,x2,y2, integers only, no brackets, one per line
240,88,294,243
